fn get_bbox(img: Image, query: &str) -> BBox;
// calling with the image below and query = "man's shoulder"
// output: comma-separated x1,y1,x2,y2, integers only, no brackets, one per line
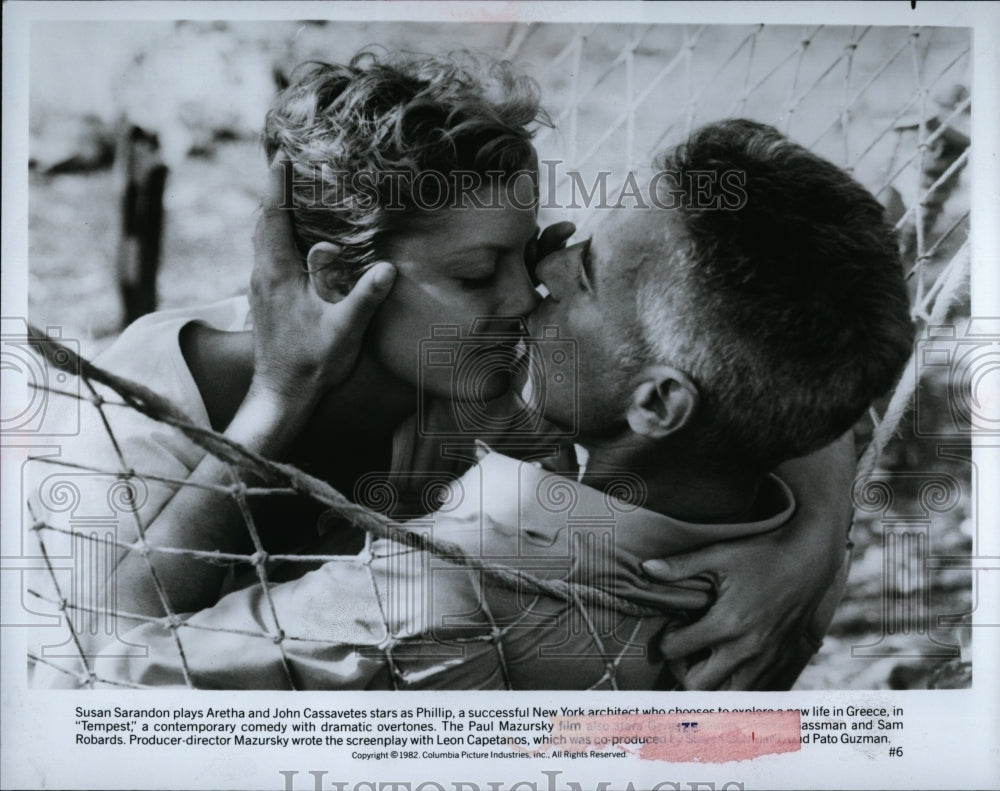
363,538,495,640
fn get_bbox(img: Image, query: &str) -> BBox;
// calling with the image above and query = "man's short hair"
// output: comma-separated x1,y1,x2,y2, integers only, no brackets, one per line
263,50,546,274
637,119,914,469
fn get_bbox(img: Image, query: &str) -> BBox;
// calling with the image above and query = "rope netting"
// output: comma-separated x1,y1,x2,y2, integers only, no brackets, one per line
24,24,970,690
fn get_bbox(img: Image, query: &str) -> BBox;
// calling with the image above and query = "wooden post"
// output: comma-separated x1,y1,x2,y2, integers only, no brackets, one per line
114,123,168,327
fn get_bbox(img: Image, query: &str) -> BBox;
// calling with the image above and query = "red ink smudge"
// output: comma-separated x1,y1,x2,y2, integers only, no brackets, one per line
539,711,800,764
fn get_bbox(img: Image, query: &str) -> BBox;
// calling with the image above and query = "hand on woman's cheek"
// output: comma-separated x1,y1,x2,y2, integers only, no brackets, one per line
248,160,398,413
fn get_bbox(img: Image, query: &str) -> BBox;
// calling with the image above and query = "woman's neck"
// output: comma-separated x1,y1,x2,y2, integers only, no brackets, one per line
308,346,418,440
182,324,418,448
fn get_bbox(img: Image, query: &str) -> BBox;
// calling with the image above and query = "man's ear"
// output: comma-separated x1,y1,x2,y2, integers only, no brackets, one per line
626,365,699,439
306,241,352,302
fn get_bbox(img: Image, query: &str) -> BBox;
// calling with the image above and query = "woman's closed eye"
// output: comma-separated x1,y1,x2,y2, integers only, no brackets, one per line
457,271,498,291
578,238,595,292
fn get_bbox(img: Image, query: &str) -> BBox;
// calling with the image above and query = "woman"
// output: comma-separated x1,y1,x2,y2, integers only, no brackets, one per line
29,50,850,690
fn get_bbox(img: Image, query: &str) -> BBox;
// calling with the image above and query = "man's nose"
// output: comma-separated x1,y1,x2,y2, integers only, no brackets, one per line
533,248,574,300
499,258,542,316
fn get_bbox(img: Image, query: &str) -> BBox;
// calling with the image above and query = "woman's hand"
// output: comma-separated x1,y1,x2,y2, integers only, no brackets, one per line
248,157,396,414
640,433,856,690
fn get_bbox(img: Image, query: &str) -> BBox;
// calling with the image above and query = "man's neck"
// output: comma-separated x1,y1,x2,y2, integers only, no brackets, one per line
580,440,764,524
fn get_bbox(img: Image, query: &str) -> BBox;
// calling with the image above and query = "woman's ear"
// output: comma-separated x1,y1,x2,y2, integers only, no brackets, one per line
306,242,352,302
626,365,699,439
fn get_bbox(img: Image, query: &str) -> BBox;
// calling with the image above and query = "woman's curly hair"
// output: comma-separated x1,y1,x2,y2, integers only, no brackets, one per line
263,49,549,272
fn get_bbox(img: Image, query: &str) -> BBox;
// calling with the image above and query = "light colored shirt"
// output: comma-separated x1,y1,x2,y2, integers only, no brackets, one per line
88,450,795,690
26,299,253,677
23,297,466,678
24,298,811,692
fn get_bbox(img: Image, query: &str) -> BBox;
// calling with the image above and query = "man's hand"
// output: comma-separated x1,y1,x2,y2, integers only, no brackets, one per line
641,433,856,690
642,529,845,690
248,157,396,412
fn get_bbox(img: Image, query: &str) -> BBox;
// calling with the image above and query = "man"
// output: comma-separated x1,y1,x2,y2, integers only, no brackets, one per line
83,119,913,690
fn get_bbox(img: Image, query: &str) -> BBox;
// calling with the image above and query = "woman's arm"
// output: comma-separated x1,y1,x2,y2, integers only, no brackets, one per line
641,431,855,689
98,159,396,642
103,394,309,633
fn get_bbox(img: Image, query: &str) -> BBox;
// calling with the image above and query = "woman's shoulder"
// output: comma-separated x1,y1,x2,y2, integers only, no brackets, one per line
97,296,251,424
98,296,249,369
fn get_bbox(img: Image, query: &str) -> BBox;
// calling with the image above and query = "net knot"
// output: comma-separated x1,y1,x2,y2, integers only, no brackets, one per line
30,520,46,533
228,481,248,499
249,551,269,567
57,597,68,612
167,614,183,630
90,393,105,408
270,629,285,645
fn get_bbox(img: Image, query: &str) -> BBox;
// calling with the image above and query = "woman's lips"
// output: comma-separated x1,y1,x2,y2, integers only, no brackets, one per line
512,342,539,411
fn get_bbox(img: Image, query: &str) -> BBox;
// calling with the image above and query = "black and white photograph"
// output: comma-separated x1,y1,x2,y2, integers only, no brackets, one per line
2,2,998,790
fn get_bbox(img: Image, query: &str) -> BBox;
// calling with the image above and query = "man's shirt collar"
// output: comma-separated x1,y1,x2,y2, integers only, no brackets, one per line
430,449,795,563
